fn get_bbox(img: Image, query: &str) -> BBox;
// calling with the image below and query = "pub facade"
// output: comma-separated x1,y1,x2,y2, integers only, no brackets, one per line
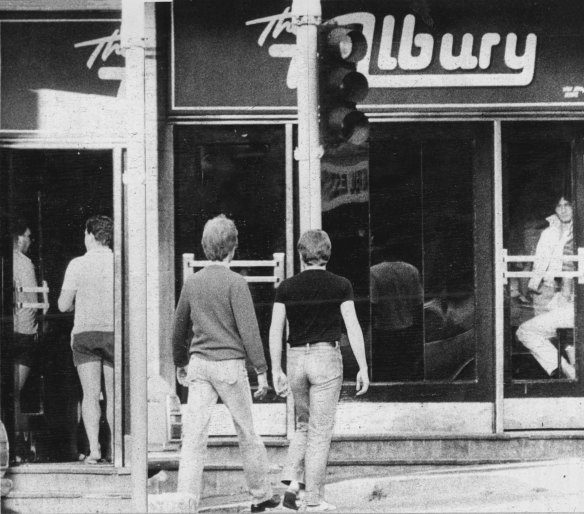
2,0,584,509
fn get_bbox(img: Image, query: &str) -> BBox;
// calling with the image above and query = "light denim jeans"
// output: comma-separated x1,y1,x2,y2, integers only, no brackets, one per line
177,356,273,508
282,343,343,506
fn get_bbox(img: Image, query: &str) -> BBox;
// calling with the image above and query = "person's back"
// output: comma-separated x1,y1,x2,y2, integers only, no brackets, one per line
66,247,113,335
278,269,352,346
176,264,266,369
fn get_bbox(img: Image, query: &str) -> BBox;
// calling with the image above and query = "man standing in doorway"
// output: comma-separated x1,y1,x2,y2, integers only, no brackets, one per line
11,218,39,394
58,215,114,464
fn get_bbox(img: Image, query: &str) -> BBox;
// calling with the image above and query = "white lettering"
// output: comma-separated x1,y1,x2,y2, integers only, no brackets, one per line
378,16,398,70
398,15,433,71
246,10,538,89
74,29,124,70
479,33,501,69
245,7,296,47
440,33,478,70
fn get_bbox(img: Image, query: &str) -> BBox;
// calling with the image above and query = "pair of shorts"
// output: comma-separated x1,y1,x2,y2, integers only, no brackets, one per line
72,331,114,368
9,333,38,368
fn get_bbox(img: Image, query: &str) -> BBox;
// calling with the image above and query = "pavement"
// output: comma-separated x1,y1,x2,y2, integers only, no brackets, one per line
197,459,584,513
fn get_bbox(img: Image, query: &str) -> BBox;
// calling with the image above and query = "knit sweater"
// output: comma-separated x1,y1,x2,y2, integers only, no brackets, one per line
172,264,268,373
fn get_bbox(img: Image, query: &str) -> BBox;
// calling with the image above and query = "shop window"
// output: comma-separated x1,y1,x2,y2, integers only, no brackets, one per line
323,131,477,384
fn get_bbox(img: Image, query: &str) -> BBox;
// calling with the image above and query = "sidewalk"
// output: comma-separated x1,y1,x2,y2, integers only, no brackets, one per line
199,459,584,513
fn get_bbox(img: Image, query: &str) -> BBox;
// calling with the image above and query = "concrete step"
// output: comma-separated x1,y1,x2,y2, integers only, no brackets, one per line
150,432,584,470
5,463,131,494
1,492,133,514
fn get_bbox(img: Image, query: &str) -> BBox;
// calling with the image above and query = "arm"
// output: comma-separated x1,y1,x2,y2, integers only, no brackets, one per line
341,300,370,395
58,260,77,312
528,228,554,292
269,302,289,396
172,282,193,369
58,290,76,312
232,278,268,375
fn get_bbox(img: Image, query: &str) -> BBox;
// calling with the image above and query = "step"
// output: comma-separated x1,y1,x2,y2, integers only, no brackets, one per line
150,432,584,470
4,463,131,494
1,492,133,514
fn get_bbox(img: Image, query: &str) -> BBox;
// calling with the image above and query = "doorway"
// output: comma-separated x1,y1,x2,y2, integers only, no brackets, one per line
1,149,118,463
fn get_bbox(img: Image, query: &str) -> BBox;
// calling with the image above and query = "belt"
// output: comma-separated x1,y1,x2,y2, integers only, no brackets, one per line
299,341,339,348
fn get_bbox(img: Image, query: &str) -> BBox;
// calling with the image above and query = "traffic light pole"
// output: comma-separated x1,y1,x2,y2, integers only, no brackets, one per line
292,0,323,232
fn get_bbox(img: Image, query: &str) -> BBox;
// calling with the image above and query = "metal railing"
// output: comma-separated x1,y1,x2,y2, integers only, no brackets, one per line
182,252,285,287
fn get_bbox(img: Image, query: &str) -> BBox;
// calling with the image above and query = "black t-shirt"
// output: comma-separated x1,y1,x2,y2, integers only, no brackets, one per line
274,269,354,347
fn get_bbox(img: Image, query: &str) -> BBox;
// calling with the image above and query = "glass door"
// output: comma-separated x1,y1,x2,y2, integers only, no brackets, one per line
501,122,584,430
174,125,289,436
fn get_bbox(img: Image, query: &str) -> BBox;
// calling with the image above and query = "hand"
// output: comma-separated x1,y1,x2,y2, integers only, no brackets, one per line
254,373,270,400
272,369,289,398
526,288,540,303
355,368,369,396
176,366,189,387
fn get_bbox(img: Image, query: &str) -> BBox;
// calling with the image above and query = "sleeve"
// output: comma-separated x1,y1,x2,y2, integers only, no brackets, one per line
231,277,268,374
172,280,193,368
274,279,287,304
61,259,79,291
342,277,355,302
528,228,553,291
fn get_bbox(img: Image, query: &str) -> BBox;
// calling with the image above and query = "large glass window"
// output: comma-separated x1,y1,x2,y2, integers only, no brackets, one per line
323,124,478,384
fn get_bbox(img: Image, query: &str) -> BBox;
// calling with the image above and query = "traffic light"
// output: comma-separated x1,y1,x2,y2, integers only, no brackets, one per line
318,23,370,146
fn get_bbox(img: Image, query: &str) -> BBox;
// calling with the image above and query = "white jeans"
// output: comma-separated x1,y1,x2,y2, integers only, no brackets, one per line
516,301,574,375
177,356,273,508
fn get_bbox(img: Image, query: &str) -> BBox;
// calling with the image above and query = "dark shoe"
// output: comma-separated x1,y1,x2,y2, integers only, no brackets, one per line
283,491,299,510
251,494,281,512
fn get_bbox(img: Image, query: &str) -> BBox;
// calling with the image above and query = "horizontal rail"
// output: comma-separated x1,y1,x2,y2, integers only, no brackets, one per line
187,259,281,268
16,302,49,310
17,286,49,293
504,271,581,279
505,255,578,263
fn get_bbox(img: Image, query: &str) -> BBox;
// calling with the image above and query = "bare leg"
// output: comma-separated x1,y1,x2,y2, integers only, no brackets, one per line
17,364,31,392
77,361,103,460
102,364,114,461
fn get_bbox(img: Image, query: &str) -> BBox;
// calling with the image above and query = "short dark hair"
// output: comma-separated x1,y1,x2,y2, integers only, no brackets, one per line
11,218,30,243
201,214,238,261
86,215,113,247
297,229,331,265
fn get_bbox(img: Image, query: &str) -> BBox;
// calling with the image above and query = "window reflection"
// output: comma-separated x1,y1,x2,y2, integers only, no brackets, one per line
324,133,477,383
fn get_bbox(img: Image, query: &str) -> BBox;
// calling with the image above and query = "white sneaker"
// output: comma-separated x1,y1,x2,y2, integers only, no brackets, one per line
305,500,337,511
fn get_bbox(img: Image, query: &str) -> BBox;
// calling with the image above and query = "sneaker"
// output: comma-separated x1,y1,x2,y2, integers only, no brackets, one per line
251,494,282,512
305,500,337,511
283,490,299,510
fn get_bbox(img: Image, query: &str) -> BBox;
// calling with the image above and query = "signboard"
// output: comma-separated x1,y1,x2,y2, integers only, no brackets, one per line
1,20,125,132
172,0,584,112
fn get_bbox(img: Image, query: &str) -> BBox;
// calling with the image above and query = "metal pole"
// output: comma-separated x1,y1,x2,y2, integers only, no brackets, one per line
292,0,322,233
121,1,148,511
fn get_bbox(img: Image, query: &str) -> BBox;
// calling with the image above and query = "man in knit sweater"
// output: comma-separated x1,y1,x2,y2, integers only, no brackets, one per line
172,214,280,513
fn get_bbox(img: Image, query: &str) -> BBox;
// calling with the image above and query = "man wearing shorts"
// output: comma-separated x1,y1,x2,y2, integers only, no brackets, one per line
12,219,39,393
58,215,114,464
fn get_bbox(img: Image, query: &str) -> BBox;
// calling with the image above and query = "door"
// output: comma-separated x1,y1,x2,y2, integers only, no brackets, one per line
0,148,124,463
173,125,290,436
501,122,584,430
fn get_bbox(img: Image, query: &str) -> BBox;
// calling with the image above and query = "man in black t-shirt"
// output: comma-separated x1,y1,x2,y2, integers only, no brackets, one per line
269,229,369,512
